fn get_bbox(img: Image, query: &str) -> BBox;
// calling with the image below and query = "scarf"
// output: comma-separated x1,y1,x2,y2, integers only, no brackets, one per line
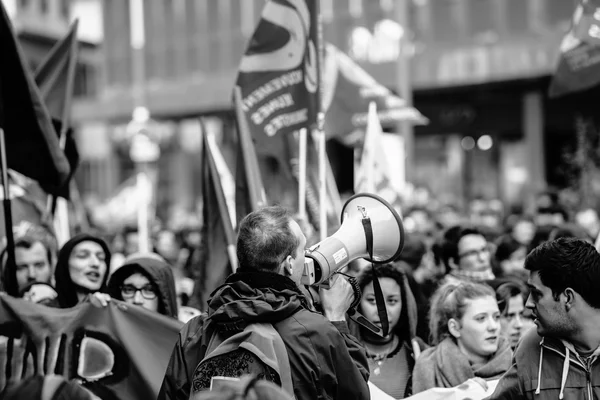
449,268,495,282
413,336,512,393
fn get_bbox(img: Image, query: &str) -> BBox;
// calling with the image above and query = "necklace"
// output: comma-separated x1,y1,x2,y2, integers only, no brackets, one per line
365,336,399,376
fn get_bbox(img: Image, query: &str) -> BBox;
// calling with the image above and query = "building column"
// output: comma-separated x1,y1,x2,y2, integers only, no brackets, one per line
523,91,546,210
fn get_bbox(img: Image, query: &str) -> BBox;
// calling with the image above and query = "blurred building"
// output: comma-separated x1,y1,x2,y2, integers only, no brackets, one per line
71,0,585,220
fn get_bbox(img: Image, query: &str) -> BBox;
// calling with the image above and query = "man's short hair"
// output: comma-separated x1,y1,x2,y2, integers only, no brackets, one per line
236,206,300,272
15,236,52,265
441,225,484,268
525,238,600,309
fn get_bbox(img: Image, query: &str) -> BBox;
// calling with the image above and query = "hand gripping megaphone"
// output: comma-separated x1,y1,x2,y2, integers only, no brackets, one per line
301,193,405,335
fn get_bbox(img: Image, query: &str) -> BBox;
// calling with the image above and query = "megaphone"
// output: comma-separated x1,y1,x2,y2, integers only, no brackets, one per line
301,193,405,287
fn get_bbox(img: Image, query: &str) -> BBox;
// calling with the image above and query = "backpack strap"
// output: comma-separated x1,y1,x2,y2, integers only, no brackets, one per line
202,323,295,398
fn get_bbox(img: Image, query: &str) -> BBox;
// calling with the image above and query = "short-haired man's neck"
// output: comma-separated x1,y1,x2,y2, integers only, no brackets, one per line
565,300,600,354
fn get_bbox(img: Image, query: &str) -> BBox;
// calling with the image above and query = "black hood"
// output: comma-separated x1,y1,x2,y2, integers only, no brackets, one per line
54,233,111,308
107,253,178,319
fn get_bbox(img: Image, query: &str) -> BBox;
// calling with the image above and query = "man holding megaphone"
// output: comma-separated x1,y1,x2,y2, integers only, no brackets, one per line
159,205,375,400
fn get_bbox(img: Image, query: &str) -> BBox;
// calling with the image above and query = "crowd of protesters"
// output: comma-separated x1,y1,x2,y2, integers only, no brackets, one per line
1,188,599,399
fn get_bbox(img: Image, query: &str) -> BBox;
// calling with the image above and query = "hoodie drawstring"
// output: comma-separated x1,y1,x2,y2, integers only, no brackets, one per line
558,346,570,399
535,344,544,394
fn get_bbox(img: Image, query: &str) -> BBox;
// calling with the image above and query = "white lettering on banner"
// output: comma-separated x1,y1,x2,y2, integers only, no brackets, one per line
251,94,295,125
242,70,303,111
264,109,308,136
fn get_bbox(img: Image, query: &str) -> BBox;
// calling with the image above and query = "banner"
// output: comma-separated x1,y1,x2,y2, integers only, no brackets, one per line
0,294,182,399
549,0,600,97
322,43,428,146
369,379,499,400
235,0,318,156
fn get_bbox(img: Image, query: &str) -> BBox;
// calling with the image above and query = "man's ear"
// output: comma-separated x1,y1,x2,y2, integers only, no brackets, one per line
279,255,294,276
448,318,461,339
563,288,576,311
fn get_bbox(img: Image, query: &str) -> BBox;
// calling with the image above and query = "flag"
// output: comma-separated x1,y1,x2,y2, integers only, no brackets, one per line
549,0,600,97
322,43,428,146
34,21,80,198
0,295,182,399
235,0,318,157
0,2,70,192
234,86,268,225
234,1,341,232
191,124,237,310
355,102,403,214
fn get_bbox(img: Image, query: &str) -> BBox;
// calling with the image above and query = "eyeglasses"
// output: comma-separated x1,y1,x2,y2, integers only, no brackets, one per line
120,284,157,300
458,244,491,259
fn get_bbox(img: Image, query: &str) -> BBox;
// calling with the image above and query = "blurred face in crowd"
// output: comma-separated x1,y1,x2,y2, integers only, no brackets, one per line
360,277,402,336
500,294,534,349
125,232,139,256
120,272,159,312
512,220,536,246
15,241,52,292
451,296,501,364
526,271,572,338
68,241,107,292
284,220,306,285
454,234,491,272
499,246,527,276
575,209,600,238
156,231,180,261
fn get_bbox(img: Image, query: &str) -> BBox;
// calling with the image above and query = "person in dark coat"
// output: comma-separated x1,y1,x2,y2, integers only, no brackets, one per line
107,253,178,319
54,233,111,308
158,206,370,400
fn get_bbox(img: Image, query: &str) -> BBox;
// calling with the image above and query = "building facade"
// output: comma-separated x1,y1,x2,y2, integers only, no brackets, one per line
73,0,584,219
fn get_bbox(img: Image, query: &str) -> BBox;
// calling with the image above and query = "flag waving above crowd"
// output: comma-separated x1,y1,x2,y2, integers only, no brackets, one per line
549,0,600,97
235,0,319,154
0,2,70,193
322,43,428,146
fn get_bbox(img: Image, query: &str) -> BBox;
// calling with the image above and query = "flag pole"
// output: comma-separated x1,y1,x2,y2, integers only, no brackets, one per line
396,0,414,182
298,128,307,219
0,128,16,271
314,0,327,241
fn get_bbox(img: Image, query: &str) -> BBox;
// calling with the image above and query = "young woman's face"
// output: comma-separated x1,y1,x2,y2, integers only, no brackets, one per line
360,277,403,334
452,296,501,362
500,294,534,348
68,241,107,292
120,272,159,313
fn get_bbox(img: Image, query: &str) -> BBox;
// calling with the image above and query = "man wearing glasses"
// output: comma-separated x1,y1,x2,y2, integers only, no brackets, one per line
441,226,495,284
106,253,179,319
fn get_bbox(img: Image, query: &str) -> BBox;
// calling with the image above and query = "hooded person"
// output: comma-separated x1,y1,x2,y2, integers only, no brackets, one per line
107,252,179,319
350,263,427,399
55,233,111,308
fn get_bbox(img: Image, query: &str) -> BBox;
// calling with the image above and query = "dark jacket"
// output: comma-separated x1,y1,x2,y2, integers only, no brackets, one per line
107,254,178,319
54,233,111,308
158,270,370,400
489,329,600,400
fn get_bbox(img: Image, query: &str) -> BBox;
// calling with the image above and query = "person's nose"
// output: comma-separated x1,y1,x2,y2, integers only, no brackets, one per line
27,265,36,279
489,316,500,332
133,291,144,305
514,314,524,329
525,294,535,310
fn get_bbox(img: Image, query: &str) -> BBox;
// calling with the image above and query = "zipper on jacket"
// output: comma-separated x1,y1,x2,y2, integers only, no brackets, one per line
586,369,592,400
543,343,597,400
